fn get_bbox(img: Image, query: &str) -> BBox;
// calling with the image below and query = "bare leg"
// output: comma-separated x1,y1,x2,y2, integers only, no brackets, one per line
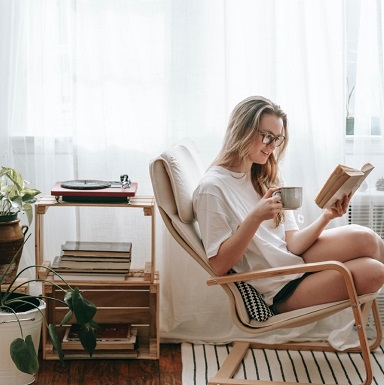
303,224,384,264
275,257,384,313
275,224,384,313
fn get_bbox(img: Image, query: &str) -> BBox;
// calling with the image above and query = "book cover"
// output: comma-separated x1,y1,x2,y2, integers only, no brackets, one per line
53,272,127,282
62,324,138,350
65,323,131,341
315,163,374,209
62,241,132,258
60,255,131,263
52,256,131,271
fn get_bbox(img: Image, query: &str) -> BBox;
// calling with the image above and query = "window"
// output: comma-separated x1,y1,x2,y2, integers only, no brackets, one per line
345,0,383,137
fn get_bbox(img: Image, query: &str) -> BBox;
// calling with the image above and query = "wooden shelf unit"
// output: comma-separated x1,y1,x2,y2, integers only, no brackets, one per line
34,195,160,360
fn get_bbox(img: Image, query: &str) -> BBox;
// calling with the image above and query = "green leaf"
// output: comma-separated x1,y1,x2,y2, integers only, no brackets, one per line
10,335,39,375
0,167,24,190
23,203,33,225
78,324,97,356
62,288,97,357
65,288,96,325
63,289,73,307
48,324,64,361
21,188,41,201
10,194,22,206
59,309,73,326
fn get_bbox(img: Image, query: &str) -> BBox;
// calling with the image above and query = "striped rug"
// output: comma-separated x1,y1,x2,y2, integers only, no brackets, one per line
181,342,384,385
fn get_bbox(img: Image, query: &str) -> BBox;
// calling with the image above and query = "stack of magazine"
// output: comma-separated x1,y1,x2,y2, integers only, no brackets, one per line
51,241,132,281
62,323,138,356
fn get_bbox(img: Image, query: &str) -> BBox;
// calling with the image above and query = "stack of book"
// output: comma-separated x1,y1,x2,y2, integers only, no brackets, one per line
62,323,138,356
51,241,132,281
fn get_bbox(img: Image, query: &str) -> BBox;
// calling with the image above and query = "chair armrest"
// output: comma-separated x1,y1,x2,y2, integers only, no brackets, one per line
207,261,349,285
207,260,360,306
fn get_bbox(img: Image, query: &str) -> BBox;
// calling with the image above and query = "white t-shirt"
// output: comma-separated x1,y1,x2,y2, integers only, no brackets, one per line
192,166,304,305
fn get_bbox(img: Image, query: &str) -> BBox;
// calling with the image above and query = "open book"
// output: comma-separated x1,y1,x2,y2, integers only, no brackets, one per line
315,163,374,209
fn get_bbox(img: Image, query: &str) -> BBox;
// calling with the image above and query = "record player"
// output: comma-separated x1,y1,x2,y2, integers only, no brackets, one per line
51,174,138,203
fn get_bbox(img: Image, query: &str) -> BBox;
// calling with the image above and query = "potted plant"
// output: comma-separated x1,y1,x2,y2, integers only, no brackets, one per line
0,166,41,283
0,236,98,385
0,166,41,225
0,167,98,384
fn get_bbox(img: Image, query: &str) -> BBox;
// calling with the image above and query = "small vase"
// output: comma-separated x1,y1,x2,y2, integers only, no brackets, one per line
0,219,29,284
346,117,354,135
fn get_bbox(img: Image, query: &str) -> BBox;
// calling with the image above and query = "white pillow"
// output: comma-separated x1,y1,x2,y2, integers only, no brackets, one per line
161,139,205,224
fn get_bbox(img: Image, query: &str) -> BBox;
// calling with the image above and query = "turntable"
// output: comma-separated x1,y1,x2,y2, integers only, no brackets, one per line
51,175,137,203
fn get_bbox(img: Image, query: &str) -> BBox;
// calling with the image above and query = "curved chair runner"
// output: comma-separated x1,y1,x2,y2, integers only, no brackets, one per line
149,139,382,385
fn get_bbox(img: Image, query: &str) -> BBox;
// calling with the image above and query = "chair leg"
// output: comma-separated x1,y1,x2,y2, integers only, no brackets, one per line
342,298,382,353
208,333,376,385
208,341,250,384
208,341,326,385
367,298,383,351
353,323,373,385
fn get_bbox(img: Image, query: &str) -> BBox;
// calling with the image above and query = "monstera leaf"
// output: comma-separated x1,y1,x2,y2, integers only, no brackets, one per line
10,335,39,375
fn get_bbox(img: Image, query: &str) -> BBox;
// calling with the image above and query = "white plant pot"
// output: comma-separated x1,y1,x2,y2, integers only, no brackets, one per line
0,299,46,385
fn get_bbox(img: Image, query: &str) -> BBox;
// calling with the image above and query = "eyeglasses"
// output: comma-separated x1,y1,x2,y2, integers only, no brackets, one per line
259,130,285,147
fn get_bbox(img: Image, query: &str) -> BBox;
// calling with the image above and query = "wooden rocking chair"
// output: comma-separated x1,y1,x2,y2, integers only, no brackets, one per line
149,138,382,385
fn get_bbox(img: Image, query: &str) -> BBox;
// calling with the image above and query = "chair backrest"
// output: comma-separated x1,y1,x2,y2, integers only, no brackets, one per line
149,138,213,274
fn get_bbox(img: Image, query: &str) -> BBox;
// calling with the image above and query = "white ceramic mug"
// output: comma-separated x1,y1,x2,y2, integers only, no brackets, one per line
272,187,303,210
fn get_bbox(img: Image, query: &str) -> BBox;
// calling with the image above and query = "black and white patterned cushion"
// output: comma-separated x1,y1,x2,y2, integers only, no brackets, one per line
228,270,274,322
234,280,274,322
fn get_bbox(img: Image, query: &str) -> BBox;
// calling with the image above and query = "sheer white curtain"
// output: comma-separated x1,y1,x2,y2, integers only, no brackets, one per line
1,0,349,343
162,0,348,344
346,0,384,223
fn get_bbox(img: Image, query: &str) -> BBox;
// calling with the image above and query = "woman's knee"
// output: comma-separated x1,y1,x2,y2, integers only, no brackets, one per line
347,224,381,259
350,258,384,295
367,263,384,292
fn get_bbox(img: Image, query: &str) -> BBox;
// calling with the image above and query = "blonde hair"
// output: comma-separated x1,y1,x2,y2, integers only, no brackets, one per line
213,96,289,225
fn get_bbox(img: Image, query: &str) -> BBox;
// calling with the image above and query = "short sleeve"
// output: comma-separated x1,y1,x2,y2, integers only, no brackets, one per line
283,210,299,232
193,191,238,258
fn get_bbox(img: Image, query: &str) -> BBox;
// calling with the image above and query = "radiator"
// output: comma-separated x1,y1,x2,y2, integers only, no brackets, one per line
347,194,384,239
348,191,384,333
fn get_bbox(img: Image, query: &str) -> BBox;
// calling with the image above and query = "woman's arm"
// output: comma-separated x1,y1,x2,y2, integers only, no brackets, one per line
285,194,351,256
209,188,282,275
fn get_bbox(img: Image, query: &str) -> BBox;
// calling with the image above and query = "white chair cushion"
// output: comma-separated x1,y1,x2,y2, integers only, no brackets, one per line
161,138,205,224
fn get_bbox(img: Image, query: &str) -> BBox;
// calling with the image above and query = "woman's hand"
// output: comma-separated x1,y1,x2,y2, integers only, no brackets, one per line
286,193,351,256
209,187,283,275
251,188,283,222
323,193,351,220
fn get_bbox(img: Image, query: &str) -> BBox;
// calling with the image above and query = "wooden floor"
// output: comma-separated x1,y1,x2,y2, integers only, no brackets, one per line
34,344,182,385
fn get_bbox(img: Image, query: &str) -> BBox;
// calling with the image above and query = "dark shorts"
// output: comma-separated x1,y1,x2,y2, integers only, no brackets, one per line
270,273,311,313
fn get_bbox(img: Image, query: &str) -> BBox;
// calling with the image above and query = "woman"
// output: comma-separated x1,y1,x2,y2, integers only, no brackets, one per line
192,95,384,314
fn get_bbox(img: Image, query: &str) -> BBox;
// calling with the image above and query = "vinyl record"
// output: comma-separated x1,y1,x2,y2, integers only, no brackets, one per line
60,180,111,190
